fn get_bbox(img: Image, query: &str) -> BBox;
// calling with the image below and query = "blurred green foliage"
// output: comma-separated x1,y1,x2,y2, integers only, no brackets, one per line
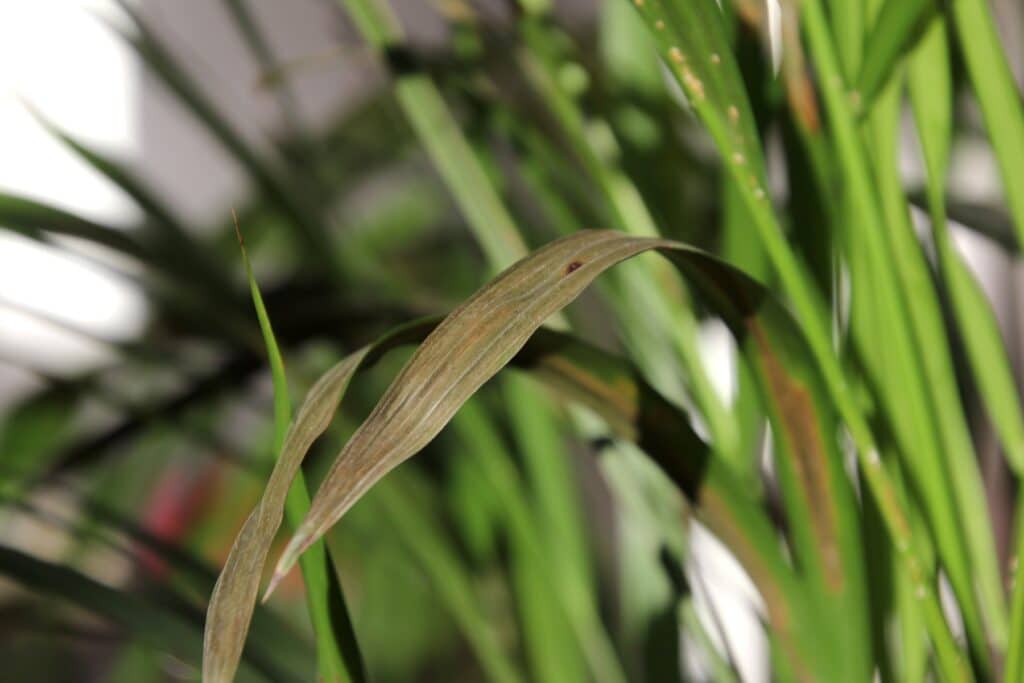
1,0,1024,681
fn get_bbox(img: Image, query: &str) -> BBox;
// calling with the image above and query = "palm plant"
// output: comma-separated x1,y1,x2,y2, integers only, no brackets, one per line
2,0,1024,681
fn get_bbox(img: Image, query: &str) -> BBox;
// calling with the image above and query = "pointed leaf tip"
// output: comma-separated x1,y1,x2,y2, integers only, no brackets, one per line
231,207,244,248
263,532,311,602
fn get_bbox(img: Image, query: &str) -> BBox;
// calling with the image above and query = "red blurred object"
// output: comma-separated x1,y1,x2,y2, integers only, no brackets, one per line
137,461,223,579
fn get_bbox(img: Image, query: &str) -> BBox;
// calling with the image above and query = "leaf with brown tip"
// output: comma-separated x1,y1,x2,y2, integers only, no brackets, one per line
213,315,818,679
222,230,923,679
266,230,862,677
264,231,674,590
203,360,353,682
202,317,446,682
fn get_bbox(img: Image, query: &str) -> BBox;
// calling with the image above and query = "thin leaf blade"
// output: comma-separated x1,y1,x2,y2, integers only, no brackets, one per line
266,231,941,678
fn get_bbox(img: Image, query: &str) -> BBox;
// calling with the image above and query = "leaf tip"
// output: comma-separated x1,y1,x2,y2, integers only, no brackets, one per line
231,207,245,249
261,565,287,604
263,532,309,602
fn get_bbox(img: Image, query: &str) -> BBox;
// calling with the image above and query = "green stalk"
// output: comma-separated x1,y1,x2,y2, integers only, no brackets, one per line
893,459,932,683
910,24,1024,663
503,375,593,597
452,403,588,683
338,4,625,680
909,18,1024,476
374,475,523,683
797,1,975,677
857,0,937,109
868,0,1011,653
630,1,966,676
632,0,864,453
495,102,698,408
1006,496,1024,682
340,0,527,268
514,16,739,460
456,398,634,683
826,0,864,80
867,76,1000,661
949,0,1024,247
237,221,359,683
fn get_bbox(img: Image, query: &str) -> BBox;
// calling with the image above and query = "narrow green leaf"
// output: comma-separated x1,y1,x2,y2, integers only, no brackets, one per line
236,216,292,449
826,0,865,81
856,0,937,109
629,2,878,509
0,193,148,260
950,0,1024,248
910,23,1024,676
108,1,338,274
201,303,812,677
867,72,997,667
505,377,591,585
515,9,738,457
451,401,583,683
339,0,528,271
203,222,361,683
0,545,291,682
24,104,234,299
373,471,523,683
502,376,598,663
892,466,930,683
266,230,956,679
800,0,983,675
633,0,767,184
0,386,78,499
1006,497,1024,682
909,19,1024,474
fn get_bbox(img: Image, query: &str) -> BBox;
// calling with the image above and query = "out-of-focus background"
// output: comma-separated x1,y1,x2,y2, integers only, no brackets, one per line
0,1,1021,681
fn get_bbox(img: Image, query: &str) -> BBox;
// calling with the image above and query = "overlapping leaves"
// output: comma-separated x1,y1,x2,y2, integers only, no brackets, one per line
205,230,932,681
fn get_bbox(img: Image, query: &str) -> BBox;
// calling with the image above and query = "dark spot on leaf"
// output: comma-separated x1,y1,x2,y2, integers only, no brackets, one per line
565,260,583,275
382,45,422,76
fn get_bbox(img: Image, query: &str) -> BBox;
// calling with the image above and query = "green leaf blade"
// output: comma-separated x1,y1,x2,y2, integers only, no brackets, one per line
262,231,953,679
203,226,362,683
